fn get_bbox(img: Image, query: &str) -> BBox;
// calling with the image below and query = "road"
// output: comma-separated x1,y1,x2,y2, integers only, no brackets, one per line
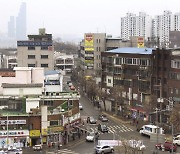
61,82,180,154
23,75,180,154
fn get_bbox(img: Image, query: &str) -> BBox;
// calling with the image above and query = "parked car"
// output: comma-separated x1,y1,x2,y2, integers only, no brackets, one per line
95,145,114,154
86,131,99,142
6,146,23,154
79,103,83,110
99,114,108,122
173,135,180,146
87,117,97,124
155,141,177,152
98,124,109,133
0,150,5,154
33,144,42,151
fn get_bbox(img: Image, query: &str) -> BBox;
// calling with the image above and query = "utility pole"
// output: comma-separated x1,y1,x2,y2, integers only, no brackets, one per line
171,124,174,153
6,113,9,149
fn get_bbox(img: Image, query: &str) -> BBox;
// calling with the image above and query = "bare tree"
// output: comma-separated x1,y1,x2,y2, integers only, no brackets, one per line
169,104,180,133
109,86,124,115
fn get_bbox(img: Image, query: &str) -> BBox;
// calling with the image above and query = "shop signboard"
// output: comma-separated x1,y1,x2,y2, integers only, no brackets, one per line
0,130,29,137
0,120,26,125
42,128,48,136
48,126,64,133
29,130,40,137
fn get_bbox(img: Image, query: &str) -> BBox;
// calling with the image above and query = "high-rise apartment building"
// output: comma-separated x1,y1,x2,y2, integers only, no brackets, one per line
152,10,174,46
121,12,152,41
8,16,15,38
17,28,54,71
16,2,26,40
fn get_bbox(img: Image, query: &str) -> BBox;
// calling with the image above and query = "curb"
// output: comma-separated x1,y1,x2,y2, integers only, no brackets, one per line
62,135,86,148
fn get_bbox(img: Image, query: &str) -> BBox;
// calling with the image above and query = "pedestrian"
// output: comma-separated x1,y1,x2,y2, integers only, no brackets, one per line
58,144,60,150
78,132,80,139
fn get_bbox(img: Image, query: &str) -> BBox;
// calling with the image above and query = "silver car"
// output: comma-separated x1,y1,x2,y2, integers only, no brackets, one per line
95,145,114,154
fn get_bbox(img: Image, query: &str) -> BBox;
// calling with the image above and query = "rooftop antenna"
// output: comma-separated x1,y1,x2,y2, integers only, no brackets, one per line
96,27,99,33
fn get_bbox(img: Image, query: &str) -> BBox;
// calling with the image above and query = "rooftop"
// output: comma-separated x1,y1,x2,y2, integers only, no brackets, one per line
106,47,153,55
45,70,61,76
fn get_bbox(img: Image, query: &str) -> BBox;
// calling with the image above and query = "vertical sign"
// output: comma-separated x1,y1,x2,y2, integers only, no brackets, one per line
137,37,144,48
85,34,94,51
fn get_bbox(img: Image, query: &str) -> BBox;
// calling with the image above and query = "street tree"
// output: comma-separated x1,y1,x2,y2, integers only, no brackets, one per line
169,104,180,133
109,86,124,115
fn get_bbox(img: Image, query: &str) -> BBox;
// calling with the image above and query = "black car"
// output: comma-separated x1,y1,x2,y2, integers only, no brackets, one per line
98,124,108,133
87,117,97,124
98,114,108,122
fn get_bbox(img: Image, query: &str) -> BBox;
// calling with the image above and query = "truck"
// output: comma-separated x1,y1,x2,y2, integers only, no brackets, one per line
139,125,164,137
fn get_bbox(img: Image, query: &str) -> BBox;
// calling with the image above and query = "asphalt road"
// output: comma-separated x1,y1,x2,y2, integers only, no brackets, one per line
65,81,180,154
22,75,180,154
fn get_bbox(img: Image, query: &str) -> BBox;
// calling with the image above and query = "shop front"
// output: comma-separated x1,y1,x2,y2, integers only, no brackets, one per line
47,126,64,146
29,130,41,146
0,130,29,149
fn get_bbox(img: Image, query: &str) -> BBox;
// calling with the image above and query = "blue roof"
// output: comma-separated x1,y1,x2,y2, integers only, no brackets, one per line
107,47,153,55
44,70,60,75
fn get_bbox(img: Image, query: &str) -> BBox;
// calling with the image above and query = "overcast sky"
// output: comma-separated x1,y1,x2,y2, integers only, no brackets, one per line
0,0,180,40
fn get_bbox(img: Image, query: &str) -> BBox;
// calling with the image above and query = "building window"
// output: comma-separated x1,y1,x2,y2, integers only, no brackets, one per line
41,64,48,67
41,46,48,50
50,120,58,126
28,55,35,59
41,55,48,59
108,79,111,83
28,46,35,50
28,64,35,67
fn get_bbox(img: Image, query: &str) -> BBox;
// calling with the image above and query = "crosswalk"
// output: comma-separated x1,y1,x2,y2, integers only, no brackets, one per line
89,124,134,134
48,148,79,154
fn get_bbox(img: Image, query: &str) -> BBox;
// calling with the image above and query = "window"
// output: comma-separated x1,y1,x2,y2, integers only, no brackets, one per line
28,64,35,67
28,46,35,50
115,58,122,65
41,46,48,50
108,79,111,83
41,55,48,59
50,120,58,126
41,64,48,67
28,55,35,59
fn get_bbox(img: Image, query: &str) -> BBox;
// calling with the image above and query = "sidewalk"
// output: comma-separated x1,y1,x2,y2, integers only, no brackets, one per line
102,111,132,125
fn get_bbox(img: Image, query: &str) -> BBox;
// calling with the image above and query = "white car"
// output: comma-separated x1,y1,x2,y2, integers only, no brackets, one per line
79,103,83,110
33,144,42,151
173,135,180,145
95,145,114,153
86,132,99,142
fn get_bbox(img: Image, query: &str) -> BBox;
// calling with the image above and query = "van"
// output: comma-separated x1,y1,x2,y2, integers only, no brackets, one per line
139,125,164,137
173,135,180,146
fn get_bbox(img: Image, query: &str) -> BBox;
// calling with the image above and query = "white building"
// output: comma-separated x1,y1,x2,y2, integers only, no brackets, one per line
121,12,152,40
54,52,74,73
152,10,175,46
0,67,44,112
44,70,63,94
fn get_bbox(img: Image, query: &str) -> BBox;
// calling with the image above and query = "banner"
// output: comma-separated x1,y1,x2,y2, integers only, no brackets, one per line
0,120,26,125
85,34,94,51
137,37,144,48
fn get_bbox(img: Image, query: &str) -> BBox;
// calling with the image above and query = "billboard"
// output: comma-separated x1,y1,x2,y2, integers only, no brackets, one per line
85,34,94,51
137,37,144,48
